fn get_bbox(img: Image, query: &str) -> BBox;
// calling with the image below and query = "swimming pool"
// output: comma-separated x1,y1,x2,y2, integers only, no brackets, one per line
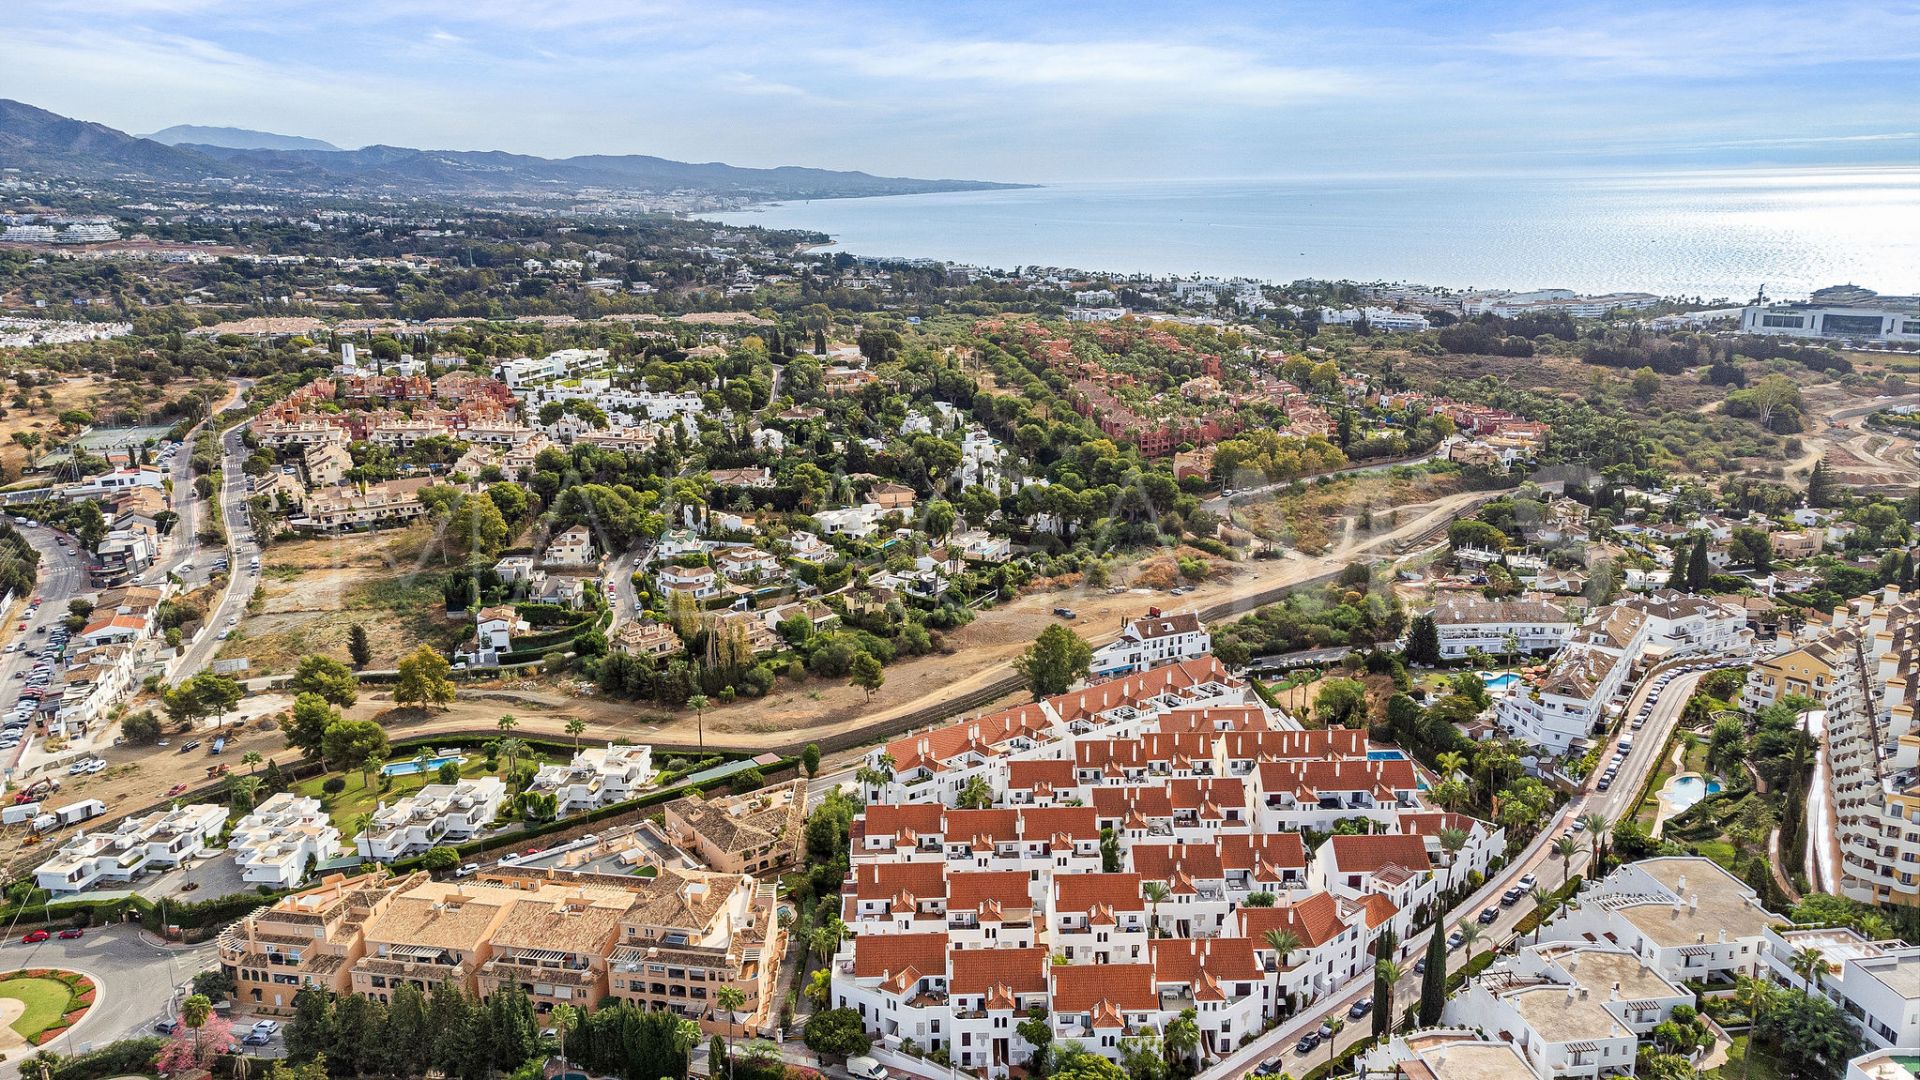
1664,775,1723,812
1480,672,1521,691
381,754,466,777
1366,750,1407,761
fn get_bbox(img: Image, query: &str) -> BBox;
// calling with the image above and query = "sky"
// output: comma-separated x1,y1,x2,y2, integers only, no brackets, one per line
2,0,1918,182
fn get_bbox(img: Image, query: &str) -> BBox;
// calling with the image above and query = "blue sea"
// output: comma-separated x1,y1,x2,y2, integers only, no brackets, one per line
707,168,1920,300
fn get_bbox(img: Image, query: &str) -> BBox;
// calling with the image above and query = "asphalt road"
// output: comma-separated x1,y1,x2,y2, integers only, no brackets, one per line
0,923,216,1067
174,413,258,680
1207,665,1712,1079
0,525,92,777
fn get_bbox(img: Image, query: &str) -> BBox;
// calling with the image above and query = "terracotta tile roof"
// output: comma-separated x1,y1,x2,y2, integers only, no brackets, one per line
1048,656,1235,724
1091,786,1173,826
862,804,946,843
1167,777,1246,818
1396,811,1490,838
1006,759,1075,793
848,861,950,903
1224,728,1370,760
1131,843,1225,892
1015,806,1100,842
948,871,1033,914
853,932,950,983
1328,834,1433,875
950,945,1049,997
1050,962,1158,1013
1258,758,1417,801
883,703,1052,775
1216,833,1309,873
1152,937,1264,988
1134,611,1203,640
1055,873,1144,914
945,808,1020,847
1354,892,1400,929
1236,892,1348,948
1156,705,1272,733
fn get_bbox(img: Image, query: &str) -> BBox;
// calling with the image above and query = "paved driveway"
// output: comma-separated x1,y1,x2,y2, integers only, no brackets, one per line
0,924,216,1063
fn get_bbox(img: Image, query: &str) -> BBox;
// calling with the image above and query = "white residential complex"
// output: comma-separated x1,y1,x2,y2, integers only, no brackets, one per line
354,777,507,862
35,803,227,895
1088,610,1211,677
528,743,656,814
229,793,342,888
1425,597,1571,661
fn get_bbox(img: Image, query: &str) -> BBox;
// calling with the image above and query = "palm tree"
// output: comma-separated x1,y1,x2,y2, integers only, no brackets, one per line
1527,884,1552,943
1434,750,1467,781
689,694,711,752
497,713,517,735
1553,835,1581,885
566,717,587,748
1163,1007,1201,1072
226,774,262,811
1579,813,1612,873
1262,928,1300,969
1457,921,1482,958
1792,946,1828,993
1732,974,1780,1080
241,751,263,775
1323,1015,1344,1073
181,993,212,1057
715,985,747,1079
1142,880,1170,937
854,752,896,792
1436,827,1469,868
551,1002,578,1066
499,737,528,784
1374,957,1405,1037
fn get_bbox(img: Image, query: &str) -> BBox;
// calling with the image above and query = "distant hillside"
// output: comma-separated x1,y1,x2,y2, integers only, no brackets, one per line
143,124,341,152
0,99,1023,201
0,99,221,181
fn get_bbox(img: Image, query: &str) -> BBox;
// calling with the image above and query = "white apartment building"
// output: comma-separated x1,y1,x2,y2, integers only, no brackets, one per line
1738,288,1920,344
1541,857,1778,985
527,743,655,814
1443,942,1691,1080
354,777,506,861
35,803,227,895
229,793,341,888
1425,597,1572,661
1088,610,1211,677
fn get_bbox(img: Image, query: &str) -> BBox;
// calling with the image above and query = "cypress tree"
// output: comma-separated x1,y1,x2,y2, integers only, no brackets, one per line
1686,534,1710,593
1418,920,1448,1026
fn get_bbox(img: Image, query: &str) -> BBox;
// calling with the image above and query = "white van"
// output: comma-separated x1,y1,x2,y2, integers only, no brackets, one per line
847,1057,888,1080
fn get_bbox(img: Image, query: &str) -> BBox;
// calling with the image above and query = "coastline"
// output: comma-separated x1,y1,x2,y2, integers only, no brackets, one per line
700,168,1920,300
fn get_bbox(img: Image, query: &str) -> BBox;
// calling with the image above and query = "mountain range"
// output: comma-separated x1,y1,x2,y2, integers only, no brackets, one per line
142,124,342,152
0,99,1020,201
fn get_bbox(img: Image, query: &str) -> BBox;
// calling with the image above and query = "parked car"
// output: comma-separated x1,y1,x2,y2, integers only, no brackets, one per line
1518,873,1537,890
454,863,480,878
1447,931,1464,951
1414,958,1427,975
56,928,83,940
20,930,48,943
1295,1032,1321,1055
1477,905,1499,925
155,1019,180,1035
1348,997,1374,1019
1501,886,1525,906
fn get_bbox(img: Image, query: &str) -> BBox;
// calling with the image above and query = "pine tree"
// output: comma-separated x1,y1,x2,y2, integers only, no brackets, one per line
347,623,372,669
1418,921,1448,1026
1405,615,1441,667
1807,457,1837,508
1686,534,1710,593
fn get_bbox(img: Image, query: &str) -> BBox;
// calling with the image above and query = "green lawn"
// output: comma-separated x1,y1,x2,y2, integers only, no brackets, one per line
0,977,75,1038
1711,1035,1787,1080
292,746,566,829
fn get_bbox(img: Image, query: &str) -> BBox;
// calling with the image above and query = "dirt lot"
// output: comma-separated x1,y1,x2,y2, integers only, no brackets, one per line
217,524,467,673
0,375,219,478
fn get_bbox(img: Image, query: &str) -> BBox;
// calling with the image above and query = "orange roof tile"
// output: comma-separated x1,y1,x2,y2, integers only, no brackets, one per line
1055,873,1144,914
948,871,1032,914
853,932,949,981
1236,892,1348,948
847,861,949,903
1050,963,1159,1014
1328,834,1433,875
1006,759,1075,792
950,945,1049,997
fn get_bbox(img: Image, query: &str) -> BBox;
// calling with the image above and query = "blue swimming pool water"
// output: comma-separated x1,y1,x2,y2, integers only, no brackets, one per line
381,754,466,777
1666,775,1723,812
1366,750,1407,761
1481,673,1521,691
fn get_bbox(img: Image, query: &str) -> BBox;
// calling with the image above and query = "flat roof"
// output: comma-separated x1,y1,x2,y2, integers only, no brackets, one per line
1416,1042,1536,1080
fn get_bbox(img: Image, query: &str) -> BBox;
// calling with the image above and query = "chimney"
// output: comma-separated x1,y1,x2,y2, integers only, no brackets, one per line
1689,895,1699,913
1610,982,1621,1001
1833,606,1850,629
1718,929,1727,944
1675,874,1687,892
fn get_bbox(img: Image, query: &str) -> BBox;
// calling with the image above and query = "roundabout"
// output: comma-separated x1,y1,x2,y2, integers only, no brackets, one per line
0,970,96,1052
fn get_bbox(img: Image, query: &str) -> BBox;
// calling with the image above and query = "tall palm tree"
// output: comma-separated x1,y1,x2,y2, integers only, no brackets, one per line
241,751,263,775
1436,827,1470,868
1732,974,1780,1080
1142,880,1170,937
566,717,587,748
715,985,747,1080
1553,835,1581,885
1262,928,1301,968
1162,1008,1201,1073
1527,884,1553,943
551,1002,578,1066
1792,946,1828,993
499,737,528,784
181,993,212,1058
689,694,711,752
1578,813,1612,874
1457,921,1483,958
1374,957,1405,1037
1435,751,1467,781
1323,1015,1344,1073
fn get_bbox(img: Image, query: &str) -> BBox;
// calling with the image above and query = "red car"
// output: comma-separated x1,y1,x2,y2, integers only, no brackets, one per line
56,928,82,940
20,930,48,944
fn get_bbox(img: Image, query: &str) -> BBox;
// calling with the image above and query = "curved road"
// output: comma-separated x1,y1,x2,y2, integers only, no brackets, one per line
1206,667,1712,1079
